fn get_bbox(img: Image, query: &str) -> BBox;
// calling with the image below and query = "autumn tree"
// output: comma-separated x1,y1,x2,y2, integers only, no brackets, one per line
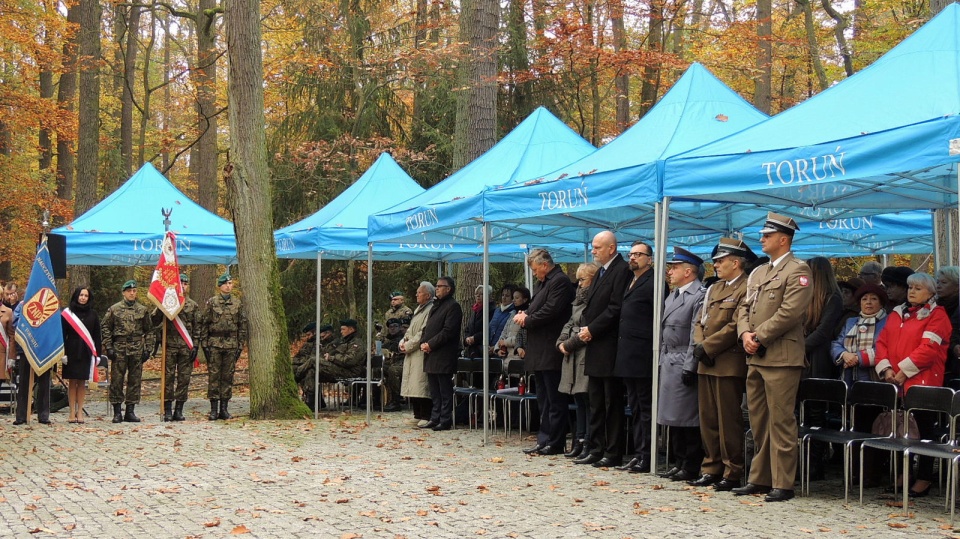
224,0,306,418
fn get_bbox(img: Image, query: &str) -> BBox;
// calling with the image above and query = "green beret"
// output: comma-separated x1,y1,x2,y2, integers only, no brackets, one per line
340,318,358,329
179,273,189,283
121,280,137,291
390,290,404,299
217,273,232,286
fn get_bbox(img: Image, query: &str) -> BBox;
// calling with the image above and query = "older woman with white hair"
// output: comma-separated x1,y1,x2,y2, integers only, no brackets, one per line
876,272,952,497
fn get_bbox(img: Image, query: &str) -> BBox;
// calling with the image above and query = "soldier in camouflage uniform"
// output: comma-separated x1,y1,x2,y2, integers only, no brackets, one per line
381,318,406,411
292,323,335,410
101,280,156,423
317,319,365,382
200,273,248,420
385,291,414,331
151,274,201,422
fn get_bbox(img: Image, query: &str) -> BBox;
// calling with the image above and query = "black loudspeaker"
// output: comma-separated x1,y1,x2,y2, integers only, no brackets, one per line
46,233,67,279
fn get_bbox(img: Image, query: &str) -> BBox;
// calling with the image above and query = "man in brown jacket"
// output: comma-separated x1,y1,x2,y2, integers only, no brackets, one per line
735,213,813,502
689,238,756,492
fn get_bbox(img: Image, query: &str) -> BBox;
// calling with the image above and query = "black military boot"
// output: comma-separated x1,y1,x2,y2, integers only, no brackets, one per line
163,401,173,422
112,403,123,424
172,401,186,421
208,399,219,421
218,399,232,420
124,404,141,423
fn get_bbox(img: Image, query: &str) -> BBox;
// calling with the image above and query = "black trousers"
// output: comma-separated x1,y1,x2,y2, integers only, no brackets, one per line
623,376,653,461
15,358,50,423
427,373,454,426
535,369,569,448
587,375,625,459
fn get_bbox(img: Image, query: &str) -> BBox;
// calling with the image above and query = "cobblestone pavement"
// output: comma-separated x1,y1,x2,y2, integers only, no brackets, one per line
0,400,958,539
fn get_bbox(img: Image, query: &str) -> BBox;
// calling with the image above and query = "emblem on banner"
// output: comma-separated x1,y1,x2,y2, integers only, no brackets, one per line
23,288,59,328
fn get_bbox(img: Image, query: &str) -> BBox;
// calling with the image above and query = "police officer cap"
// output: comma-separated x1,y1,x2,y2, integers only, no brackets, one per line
340,318,358,329
758,211,800,237
389,290,404,299
180,273,190,283
665,246,703,267
217,273,232,286
302,322,316,334
712,237,757,262
121,280,137,291
317,324,333,333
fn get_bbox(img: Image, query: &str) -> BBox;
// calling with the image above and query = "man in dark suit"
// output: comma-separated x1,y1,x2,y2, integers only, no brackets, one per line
613,241,657,473
735,212,813,502
515,248,575,456
574,230,632,467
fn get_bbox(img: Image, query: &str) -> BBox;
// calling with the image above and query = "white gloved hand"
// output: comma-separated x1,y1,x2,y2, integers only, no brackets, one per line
5,359,14,371
62,355,69,366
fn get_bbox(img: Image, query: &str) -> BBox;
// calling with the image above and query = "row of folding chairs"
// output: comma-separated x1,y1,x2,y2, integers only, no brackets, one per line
798,379,960,523
453,357,537,435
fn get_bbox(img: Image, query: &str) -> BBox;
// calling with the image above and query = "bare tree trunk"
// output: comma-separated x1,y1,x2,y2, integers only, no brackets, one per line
588,0,600,143
821,0,854,77
224,0,304,419
610,0,630,132
73,0,103,291
754,0,772,114
56,4,80,202
120,5,142,179
161,11,171,171
640,0,665,117
931,0,957,264
191,0,221,297
798,0,829,92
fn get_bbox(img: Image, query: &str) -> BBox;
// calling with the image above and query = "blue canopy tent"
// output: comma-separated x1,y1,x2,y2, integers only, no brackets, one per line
662,5,960,244
53,162,237,266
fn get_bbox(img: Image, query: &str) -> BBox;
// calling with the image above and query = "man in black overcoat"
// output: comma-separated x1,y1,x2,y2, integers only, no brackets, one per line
574,230,632,467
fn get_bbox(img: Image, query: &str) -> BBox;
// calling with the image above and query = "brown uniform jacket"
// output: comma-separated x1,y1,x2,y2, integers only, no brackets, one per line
736,253,813,368
695,275,748,378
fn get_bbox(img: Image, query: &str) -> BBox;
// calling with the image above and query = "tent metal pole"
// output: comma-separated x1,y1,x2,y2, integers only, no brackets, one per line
933,212,941,270
948,209,955,266
314,252,322,419
482,222,490,446
651,198,670,473
366,243,374,422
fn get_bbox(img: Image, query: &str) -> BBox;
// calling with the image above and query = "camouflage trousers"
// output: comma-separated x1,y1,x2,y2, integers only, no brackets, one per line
384,360,404,404
164,347,194,402
110,351,144,405
207,347,239,400
316,362,363,383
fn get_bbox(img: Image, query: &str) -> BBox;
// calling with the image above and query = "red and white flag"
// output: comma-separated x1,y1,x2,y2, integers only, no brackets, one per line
147,231,185,320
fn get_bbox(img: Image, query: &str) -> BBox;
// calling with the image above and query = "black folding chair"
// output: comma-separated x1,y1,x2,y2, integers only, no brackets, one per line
800,381,898,502
452,357,502,429
897,388,960,520
797,378,848,496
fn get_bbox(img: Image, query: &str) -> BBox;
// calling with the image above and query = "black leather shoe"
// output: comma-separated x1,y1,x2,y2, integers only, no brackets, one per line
39,419,52,425
564,441,584,458
764,488,795,502
574,453,602,465
431,423,452,431
523,444,545,454
732,483,771,496
419,421,438,429
534,445,564,456
713,478,741,491
671,469,699,482
12,420,25,426
659,466,682,479
908,484,932,498
629,460,651,474
616,458,640,471
592,457,622,468
688,473,721,487
383,403,403,412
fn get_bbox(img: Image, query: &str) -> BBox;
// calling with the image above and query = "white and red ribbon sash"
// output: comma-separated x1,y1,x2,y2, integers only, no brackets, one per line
62,308,97,357
173,315,194,350
0,326,7,352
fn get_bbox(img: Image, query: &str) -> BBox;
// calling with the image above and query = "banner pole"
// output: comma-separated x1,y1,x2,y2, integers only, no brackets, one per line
26,369,35,424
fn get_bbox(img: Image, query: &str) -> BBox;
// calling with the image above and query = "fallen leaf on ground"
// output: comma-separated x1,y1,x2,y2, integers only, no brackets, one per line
231,524,250,534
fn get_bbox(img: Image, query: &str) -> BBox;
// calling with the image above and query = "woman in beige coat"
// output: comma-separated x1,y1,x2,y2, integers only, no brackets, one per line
400,281,435,426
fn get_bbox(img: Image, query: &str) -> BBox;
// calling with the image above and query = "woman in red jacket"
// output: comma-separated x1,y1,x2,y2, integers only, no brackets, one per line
876,272,951,497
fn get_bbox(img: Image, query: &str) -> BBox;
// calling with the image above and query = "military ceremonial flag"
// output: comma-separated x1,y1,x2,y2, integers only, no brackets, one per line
148,231,185,320
15,238,64,375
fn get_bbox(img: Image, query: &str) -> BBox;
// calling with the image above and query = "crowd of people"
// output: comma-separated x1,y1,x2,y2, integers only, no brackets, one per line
3,212,958,502
1,273,248,425
287,210,956,503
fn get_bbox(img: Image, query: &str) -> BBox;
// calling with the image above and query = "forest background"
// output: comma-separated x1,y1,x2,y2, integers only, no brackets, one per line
0,0,947,339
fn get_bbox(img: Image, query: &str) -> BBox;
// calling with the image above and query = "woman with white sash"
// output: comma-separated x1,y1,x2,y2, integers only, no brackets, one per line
61,286,102,423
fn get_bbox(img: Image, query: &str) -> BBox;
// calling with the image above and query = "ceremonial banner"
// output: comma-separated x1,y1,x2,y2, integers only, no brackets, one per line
148,231,185,320
15,239,64,375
